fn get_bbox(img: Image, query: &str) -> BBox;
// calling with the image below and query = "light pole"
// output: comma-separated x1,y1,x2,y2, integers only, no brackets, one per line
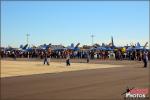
26,34,30,45
91,34,94,46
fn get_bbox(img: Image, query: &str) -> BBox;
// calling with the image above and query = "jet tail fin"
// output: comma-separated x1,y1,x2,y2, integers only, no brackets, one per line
102,43,105,47
75,43,80,48
21,44,28,49
137,42,141,47
111,36,114,47
143,42,148,49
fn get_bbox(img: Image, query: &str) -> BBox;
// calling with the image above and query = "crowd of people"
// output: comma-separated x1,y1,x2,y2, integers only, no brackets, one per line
1,48,150,67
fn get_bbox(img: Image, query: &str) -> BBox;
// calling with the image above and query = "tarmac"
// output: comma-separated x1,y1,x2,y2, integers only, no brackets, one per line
1,59,149,100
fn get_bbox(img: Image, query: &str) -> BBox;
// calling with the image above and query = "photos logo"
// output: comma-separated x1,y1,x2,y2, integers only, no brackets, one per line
122,87,149,100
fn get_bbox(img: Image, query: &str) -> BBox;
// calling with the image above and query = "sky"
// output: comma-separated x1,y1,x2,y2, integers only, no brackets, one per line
1,1,149,48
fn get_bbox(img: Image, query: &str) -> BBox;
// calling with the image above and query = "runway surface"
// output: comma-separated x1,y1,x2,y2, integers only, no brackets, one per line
1,60,125,78
1,60,149,100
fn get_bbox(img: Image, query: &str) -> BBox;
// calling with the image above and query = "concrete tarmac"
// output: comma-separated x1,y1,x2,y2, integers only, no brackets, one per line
1,60,149,100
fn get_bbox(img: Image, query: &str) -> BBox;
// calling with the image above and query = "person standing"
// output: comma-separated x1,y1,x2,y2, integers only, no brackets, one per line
66,51,71,66
143,51,148,68
47,48,51,65
43,51,49,66
12,51,16,60
87,52,90,63
27,52,29,59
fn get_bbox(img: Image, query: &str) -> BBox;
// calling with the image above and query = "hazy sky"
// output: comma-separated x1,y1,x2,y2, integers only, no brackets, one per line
1,1,149,47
